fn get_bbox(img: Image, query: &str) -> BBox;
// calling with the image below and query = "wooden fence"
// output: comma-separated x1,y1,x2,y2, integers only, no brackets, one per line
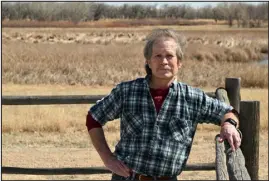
2,78,259,180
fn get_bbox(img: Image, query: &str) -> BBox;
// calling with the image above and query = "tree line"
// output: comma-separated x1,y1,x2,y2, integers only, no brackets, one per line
2,2,268,27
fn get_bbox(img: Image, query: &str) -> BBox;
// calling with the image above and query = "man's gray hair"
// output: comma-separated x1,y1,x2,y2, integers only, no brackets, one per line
143,29,186,75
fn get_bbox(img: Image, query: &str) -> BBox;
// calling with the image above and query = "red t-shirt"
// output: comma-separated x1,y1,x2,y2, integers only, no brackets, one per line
86,88,169,131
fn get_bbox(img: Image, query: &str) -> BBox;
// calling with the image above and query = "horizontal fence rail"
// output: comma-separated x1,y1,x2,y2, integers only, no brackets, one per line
2,92,216,105
2,163,215,175
2,95,106,105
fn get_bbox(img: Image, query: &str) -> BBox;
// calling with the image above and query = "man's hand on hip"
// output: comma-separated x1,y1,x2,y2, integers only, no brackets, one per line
103,155,131,177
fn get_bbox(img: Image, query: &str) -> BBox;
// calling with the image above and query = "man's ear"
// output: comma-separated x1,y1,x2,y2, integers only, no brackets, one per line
178,61,182,69
146,60,151,68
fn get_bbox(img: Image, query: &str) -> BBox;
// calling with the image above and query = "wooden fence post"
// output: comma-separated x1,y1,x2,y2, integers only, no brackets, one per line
215,135,229,180
239,101,260,180
215,88,251,180
225,78,241,112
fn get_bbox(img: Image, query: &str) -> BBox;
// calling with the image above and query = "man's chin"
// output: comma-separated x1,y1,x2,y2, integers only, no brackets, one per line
155,74,174,79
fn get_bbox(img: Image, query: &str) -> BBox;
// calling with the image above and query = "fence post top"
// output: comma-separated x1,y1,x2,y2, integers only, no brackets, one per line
225,77,241,81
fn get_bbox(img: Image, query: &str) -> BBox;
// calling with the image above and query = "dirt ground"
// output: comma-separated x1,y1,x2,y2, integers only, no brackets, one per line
2,130,268,180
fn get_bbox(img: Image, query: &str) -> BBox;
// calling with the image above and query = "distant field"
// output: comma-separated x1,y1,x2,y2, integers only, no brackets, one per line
2,27,268,88
2,19,228,28
2,18,268,29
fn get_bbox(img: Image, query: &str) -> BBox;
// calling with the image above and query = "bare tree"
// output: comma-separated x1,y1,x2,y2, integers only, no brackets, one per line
1,1,268,28
212,6,225,23
184,6,196,19
2,2,12,20
217,2,234,27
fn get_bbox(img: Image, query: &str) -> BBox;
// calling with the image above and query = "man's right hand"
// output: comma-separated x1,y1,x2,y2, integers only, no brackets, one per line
88,128,131,177
103,155,131,177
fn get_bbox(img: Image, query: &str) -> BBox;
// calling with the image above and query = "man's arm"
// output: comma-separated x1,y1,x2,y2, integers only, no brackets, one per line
88,127,131,177
86,83,131,177
193,88,241,151
219,110,241,152
88,128,114,163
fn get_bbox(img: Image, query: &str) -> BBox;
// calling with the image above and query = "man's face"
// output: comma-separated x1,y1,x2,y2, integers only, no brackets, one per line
147,37,182,80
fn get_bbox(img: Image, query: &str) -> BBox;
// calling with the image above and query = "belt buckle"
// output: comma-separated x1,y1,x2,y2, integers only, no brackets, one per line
138,174,156,181
138,174,149,181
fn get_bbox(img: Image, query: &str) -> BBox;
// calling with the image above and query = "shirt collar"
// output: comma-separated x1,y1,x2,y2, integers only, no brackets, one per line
144,75,177,90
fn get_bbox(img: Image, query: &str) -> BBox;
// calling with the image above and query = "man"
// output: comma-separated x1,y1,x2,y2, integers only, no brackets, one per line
86,29,241,181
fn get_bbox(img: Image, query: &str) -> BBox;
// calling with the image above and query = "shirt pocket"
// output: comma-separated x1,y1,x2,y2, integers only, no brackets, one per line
168,116,190,142
121,112,144,137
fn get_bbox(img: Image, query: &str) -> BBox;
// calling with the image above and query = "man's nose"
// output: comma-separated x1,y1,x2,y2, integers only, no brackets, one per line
160,57,168,64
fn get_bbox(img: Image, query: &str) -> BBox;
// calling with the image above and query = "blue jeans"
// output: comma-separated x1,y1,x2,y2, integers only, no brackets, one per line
111,173,178,181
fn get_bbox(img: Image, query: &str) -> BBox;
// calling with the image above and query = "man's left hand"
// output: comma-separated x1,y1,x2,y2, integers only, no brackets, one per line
218,123,241,152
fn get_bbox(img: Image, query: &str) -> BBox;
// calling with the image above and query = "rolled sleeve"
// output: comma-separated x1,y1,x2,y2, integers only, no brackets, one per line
198,91,233,125
89,83,123,126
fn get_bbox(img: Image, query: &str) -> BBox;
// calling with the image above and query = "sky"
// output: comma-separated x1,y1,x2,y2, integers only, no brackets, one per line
102,1,264,8
2,1,264,7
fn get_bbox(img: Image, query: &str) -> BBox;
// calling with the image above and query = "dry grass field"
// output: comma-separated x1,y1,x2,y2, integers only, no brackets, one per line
1,19,228,28
2,24,268,180
2,26,268,88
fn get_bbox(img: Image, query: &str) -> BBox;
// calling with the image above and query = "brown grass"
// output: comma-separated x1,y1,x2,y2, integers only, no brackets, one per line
2,19,227,28
2,27,268,88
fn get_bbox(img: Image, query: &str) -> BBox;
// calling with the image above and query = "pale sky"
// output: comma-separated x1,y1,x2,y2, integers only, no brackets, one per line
3,1,264,7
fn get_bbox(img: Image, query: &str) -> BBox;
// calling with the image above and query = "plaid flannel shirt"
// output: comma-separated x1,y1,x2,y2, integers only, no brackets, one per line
89,76,232,177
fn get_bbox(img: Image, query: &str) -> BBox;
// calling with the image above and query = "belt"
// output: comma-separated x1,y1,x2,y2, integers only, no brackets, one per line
134,173,174,181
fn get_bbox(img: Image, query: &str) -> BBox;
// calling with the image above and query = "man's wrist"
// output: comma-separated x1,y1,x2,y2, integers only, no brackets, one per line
221,122,235,127
221,118,238,128
99,152,115,163
229,109,239,119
